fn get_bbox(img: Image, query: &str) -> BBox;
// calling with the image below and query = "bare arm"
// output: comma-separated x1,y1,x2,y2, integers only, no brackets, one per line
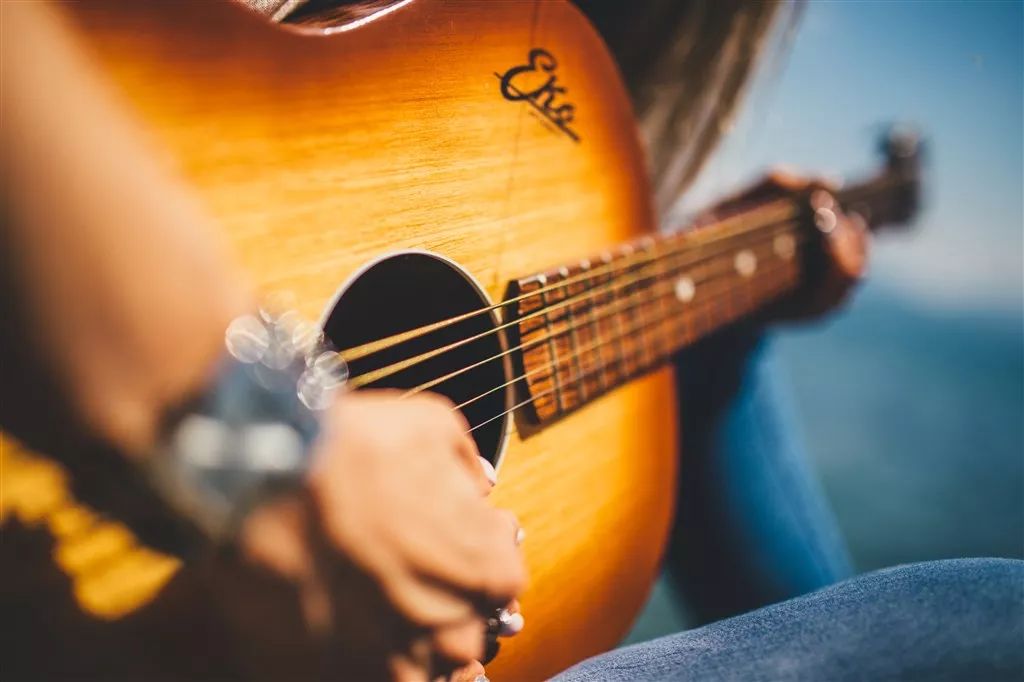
1,1,252,455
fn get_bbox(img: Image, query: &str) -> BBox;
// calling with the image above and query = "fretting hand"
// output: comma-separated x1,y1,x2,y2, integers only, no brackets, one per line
703,170,870,323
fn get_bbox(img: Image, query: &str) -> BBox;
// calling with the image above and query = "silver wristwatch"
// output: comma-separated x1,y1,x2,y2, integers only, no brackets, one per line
146,308,347,543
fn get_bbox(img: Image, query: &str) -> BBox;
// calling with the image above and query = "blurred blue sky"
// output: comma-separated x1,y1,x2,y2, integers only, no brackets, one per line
683,0,1023,314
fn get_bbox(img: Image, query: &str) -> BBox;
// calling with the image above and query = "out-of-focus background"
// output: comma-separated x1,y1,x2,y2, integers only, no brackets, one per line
630,0,1023,641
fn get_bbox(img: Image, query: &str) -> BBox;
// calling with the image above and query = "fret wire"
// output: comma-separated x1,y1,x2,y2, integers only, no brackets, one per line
611,248,633,376
598,252,626,386
626,247,651,373
580,260,610,392
566,262,602,396
558,266,589,405
514,277,557,420
638,240,663,366
635,239,662,364
685,254,710,341
646,237,673,362
662,232,691,345
537,274,567,414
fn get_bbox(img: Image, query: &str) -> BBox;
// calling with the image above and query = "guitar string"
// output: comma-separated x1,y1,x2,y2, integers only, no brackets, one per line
398,230,808,400
464,257,799,433
450,252,799,414
336,198,799,363
345,220,801,388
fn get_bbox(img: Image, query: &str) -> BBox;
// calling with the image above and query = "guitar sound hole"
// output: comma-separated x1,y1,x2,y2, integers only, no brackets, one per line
323,252,510,465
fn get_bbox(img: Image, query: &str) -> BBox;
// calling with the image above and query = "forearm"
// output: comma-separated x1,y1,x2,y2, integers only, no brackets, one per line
1,2,252,456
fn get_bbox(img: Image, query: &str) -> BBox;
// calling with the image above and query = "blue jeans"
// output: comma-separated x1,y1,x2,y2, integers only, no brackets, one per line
554,558,1024,681
668,331,853,622
554,333,1024,680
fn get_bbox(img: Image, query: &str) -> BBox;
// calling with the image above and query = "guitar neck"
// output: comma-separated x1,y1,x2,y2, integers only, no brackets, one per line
505,198,804,425
506,129,922,427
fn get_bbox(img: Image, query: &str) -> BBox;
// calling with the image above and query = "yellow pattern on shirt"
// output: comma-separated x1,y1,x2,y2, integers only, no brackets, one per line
0,435,181,618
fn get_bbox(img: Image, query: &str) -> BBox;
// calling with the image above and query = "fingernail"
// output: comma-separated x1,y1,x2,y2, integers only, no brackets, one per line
474,676,489,682
515,527,526,546
498,609,524,636
478,456,497,486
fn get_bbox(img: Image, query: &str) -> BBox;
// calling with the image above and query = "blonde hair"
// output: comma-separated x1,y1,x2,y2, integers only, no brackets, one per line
579,0,797,218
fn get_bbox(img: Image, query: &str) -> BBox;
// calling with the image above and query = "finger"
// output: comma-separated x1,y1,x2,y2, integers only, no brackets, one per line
826,211,870,280
383,477,515,599
443,659,486,682
453,444,494,496
467,509,528,606
494,509,523,546
432,618,486,665
711,169,820,218
807,250,861,317
433,399,492,495
764,166,810,191
304,484,482,629
456,447,495,497
382,570,480,627
391,650,431,682
406,506,526,610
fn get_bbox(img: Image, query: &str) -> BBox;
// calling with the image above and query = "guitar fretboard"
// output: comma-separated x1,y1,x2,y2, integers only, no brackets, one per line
506,199,805,425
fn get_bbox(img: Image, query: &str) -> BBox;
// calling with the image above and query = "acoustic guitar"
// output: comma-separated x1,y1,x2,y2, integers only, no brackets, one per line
0,1,920,679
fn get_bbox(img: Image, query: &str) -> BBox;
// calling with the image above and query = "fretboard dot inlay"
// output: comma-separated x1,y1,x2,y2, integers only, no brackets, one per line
674,276,696,303
773,233,796,260
734,250,757,278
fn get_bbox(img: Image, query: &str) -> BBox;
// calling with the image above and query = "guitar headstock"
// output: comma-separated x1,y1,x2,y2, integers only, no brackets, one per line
838,124,924,231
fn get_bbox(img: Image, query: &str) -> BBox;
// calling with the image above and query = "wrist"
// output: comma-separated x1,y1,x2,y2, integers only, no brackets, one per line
145,305,347,545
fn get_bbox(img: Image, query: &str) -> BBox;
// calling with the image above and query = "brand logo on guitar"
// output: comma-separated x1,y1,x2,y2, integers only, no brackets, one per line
496,48,579,143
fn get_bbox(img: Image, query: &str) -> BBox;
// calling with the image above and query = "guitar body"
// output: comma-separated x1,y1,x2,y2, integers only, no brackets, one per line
43,1,679,679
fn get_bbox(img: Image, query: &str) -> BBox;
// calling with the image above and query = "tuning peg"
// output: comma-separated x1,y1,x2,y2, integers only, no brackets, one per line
879,123,924,172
